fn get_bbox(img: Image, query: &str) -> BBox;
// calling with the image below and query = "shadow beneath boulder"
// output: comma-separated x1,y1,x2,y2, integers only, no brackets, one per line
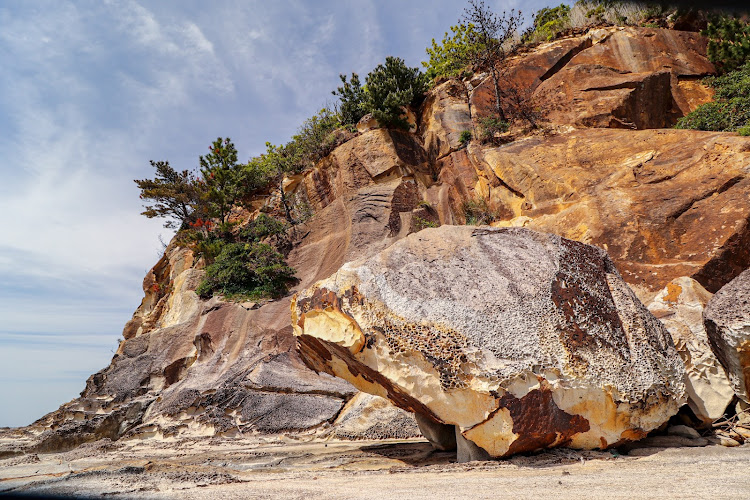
359,441,455,466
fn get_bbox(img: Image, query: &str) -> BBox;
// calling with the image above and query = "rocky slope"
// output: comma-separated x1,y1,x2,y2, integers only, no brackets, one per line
7,25,750,455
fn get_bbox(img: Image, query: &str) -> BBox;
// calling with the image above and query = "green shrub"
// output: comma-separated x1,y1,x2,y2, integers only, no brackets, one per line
287,107,342,170
459,130,472,146
462,196,501,225
365,56,428,130
478,116,509,142
239,213,288,242
196,242,296,300
414,216,439,231
523,4,570,43
738,124,750,136
675,62,750,132
422,22,479,82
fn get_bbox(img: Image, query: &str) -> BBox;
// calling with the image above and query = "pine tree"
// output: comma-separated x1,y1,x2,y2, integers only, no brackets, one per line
705,15,750,73
199,137,247,224
365,56,428,129
332,73,368,125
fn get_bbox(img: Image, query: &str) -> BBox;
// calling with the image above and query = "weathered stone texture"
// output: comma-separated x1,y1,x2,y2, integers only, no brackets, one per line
472,129,750,295
704,269,750,404
293,226,685,458
470,27,714,130
648,277,735,423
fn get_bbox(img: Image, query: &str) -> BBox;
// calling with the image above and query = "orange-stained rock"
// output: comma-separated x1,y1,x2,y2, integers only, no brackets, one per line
470,27,714,129
419,79,472,160
471,128,750,296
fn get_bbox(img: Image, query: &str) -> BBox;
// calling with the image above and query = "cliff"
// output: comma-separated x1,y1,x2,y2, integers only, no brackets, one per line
9,25,750,453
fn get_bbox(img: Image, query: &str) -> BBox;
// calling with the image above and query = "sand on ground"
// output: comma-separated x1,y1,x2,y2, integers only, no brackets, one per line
1,435,749,499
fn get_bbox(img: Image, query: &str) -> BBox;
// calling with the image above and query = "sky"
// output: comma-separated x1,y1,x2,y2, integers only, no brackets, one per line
0,0,561,427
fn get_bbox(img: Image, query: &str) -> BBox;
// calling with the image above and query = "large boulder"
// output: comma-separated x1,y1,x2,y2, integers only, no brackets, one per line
292,226,686,459
704,269,750,404
647,277,735,423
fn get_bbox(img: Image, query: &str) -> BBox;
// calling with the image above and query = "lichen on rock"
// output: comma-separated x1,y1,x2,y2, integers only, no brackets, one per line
293,225,686,459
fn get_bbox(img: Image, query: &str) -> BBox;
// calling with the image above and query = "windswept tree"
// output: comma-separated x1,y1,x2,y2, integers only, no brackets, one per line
462,0,523,121
134,160,204,229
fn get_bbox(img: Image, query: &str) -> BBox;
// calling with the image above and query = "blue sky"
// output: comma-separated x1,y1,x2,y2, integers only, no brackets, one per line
0,0,555,427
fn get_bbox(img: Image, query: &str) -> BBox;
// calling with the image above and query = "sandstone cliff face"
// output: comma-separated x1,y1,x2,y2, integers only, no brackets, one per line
471,129,750,297
21,25,750,453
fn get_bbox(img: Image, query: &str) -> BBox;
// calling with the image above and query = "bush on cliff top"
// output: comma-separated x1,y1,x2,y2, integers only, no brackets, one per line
195,213,296,300
675,62,750,132
334,57,427,130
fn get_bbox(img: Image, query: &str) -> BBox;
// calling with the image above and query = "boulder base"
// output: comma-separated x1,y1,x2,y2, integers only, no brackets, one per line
293,226,686,459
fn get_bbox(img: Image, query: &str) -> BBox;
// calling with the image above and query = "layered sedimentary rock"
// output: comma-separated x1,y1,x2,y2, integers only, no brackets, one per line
647,277,735,423
293,226,686,458
704,270,750,404
28,129,433,450
470,26,714,130
468,129,750,296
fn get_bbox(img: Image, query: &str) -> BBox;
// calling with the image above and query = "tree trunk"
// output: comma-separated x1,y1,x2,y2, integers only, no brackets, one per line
278,177,295,225
490,69,506,122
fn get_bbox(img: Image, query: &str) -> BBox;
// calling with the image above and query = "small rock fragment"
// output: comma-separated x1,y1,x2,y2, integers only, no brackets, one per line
667,425,702,440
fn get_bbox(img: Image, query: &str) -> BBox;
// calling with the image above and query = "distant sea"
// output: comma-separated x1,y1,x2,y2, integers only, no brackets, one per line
0,330,120,428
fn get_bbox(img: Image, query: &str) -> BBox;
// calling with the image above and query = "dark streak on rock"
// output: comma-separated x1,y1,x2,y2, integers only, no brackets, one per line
551,239,628,373
498,387,590,455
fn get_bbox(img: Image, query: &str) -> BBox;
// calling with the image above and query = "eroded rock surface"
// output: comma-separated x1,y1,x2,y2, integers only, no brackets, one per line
293,226,685,458
704,269,750,404
470,26,714,130
647,277,735,423
27,128,432,451
471,129,750,296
